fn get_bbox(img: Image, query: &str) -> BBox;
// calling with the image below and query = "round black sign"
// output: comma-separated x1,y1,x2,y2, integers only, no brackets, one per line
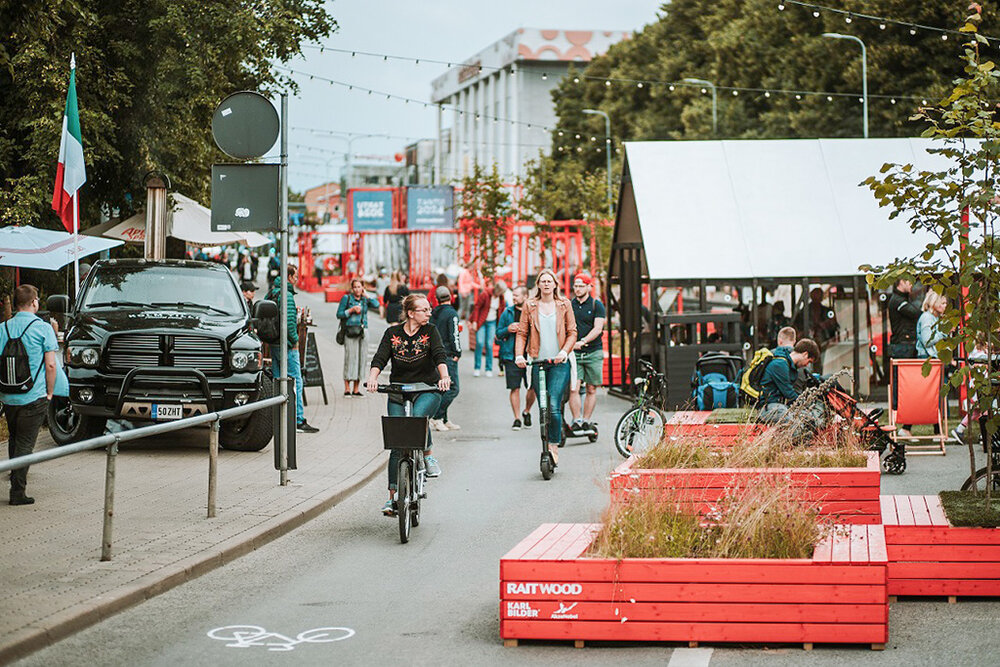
211,91,280,159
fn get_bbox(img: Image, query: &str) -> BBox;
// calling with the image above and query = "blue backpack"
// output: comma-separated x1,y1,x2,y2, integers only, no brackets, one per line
691,352,743,410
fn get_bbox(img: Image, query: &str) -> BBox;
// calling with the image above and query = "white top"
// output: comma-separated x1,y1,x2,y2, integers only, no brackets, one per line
537,310,559,360
487,296,500,322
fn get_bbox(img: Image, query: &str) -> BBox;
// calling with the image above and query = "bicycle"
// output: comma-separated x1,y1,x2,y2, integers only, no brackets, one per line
613,359,667,458
961,415,1000,493
524,359,563,480
377,382,439,543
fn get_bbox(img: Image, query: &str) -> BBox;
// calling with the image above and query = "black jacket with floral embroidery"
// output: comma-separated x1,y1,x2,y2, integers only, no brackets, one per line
371,323,446,385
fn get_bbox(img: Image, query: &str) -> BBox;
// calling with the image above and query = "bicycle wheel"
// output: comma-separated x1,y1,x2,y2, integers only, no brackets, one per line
961,467,1000,493
614,406,665,459
397,460,412,544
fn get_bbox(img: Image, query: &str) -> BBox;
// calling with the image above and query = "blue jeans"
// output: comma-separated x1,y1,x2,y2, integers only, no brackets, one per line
475,321,496,371
435,358,460,421
532,362,570,445
387,392,442,489
273,349,305,424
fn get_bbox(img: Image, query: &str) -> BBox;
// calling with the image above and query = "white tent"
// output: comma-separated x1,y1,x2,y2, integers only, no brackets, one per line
613,138,955,281
98,193,272,248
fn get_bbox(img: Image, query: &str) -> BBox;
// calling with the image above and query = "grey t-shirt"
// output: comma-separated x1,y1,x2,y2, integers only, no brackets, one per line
537,309,559,360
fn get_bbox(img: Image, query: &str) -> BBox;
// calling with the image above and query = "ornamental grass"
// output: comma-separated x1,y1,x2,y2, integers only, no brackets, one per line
588,476,829,560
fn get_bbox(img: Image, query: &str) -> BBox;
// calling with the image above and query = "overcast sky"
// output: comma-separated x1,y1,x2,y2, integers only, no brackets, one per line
279,0,661,193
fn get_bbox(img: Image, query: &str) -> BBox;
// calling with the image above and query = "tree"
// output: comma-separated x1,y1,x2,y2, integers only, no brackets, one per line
862,5,1000,500
518,152,616,277
0,0,335,229
456,163,514,280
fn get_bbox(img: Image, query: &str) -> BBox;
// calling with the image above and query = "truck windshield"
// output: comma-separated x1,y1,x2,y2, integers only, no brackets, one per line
81,265,245,315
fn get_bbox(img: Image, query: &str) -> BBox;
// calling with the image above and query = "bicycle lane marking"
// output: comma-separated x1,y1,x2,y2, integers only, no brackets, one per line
207,625,356,652
668,647,713,667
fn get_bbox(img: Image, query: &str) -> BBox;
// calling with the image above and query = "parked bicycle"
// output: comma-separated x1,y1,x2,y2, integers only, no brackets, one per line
377,382,438,543
614,359,667,458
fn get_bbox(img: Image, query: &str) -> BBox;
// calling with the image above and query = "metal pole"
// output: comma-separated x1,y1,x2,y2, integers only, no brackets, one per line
279,93,290,486
822,33,868,138
683,79,717,137
852,276,862,397
208,418,219,518
100,440,118,561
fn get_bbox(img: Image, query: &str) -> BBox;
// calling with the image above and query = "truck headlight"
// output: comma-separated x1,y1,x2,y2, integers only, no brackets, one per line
230,350,261,371
69,346,101,368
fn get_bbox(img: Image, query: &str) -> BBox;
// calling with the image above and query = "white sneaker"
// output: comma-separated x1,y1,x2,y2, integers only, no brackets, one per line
485,370,494,378
473,369,481,377
446,421,462,430
429,419,446,432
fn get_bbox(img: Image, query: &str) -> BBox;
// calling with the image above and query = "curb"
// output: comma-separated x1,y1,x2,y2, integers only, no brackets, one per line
0,456,387,665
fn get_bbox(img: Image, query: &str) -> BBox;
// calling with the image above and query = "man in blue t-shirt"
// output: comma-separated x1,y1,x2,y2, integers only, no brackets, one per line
568,274,606,430
1,285,58,505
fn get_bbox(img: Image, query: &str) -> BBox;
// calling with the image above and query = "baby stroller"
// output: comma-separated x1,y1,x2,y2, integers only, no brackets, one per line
691,352,743,410
821,382,906,475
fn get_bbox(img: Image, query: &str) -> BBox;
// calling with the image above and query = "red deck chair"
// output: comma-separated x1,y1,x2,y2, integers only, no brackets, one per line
889,359,947,455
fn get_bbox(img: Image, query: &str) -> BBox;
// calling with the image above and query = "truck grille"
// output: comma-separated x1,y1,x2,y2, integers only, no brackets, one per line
106,334,225,373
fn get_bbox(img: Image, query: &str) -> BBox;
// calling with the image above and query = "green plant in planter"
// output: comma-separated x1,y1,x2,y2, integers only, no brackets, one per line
862,7,1000,503
589,476,827,560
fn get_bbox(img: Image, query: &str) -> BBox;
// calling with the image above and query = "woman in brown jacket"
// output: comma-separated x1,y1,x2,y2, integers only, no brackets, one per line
515,268,577,464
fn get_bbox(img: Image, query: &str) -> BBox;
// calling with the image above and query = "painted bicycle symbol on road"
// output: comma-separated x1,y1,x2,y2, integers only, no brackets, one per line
207,625,355,652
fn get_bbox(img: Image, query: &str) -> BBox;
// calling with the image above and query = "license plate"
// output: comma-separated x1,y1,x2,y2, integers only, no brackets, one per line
152,403,183,420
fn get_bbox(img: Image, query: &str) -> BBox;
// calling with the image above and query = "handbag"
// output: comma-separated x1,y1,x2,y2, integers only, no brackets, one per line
336,320,346,345
345,324,364,338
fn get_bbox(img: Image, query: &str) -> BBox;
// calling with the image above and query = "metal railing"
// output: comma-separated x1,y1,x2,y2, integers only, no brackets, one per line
0,395,286,561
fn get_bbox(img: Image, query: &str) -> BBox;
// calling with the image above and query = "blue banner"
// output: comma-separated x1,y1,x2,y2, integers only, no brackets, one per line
406,186,454,229
351,189,394,231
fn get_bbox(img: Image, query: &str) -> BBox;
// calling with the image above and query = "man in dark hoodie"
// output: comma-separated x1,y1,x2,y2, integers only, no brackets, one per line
759,338,821,423
430,286,462,431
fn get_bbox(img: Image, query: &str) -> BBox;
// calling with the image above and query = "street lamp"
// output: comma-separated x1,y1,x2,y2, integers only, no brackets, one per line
315,131,386,194
683,77,717,136
582,108,613,219
823,32,868,138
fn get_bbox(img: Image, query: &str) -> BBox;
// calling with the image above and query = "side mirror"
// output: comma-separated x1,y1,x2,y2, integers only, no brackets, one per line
253,299,278,320
47,294,70,313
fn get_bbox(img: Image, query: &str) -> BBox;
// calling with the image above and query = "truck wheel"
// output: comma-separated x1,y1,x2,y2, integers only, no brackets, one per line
220,374,274,452
47,397,106,446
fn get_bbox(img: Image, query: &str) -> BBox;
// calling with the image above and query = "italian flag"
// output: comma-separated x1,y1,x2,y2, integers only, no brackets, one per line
51,54,86,233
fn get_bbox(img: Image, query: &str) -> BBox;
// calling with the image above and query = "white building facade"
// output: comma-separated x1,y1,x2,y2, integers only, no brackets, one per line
431,28,630,184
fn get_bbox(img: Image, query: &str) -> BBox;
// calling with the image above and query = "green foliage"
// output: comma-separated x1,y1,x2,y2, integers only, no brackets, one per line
939,490,1000,527
547,0,984,176
517,151,615,273
863,6,1000,497
0,0,335,230
456,162,514,279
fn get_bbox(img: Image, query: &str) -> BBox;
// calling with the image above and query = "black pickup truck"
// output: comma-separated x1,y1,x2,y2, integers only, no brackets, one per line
47,258,277,451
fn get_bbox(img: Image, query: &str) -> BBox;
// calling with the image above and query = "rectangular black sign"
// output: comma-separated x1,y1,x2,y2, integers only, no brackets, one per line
211,163,280,231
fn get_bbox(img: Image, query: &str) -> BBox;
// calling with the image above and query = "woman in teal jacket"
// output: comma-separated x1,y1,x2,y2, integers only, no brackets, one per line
337,278,380,396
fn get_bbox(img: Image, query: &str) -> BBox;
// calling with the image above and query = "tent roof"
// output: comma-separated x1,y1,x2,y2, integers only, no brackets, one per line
618,138,953,282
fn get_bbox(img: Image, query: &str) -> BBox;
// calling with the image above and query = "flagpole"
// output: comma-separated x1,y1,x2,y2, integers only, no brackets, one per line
73,194,80,295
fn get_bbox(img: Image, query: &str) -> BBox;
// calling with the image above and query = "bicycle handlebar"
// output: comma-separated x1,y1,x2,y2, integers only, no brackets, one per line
522,358,561,367
376,382,440,394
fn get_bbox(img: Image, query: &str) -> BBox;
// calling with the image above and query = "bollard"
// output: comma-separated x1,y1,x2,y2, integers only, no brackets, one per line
208,418,220,518
101,439,118,561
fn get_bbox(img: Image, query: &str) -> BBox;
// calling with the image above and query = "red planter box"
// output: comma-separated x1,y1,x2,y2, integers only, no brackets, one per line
500,523,888,648
609,452,881,524
664,411,766,443
881,494,1000,599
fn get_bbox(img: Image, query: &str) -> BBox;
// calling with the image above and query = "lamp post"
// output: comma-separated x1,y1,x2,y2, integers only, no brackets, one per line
582,108,613,219
822,32,868,138
683,77,717,137
313,131,384,216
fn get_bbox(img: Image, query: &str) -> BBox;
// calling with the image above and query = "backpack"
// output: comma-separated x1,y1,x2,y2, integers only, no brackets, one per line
255,289,281,345
690,353,742,410
0,319,42,394
739,347,778,406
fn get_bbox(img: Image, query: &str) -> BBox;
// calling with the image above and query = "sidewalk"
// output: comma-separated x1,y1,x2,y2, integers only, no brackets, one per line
0,291,384,664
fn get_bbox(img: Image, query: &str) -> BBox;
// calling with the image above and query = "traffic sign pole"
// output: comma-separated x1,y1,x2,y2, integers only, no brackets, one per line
279,92,289,486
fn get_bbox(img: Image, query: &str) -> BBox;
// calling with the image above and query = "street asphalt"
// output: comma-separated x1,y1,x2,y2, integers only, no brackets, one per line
13,334,1000,666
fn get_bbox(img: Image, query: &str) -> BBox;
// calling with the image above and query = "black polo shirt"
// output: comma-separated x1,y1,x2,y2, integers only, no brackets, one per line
571,295,606,353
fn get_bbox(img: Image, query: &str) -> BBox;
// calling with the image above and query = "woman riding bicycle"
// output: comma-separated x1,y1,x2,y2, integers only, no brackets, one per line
515,269,577,466
367,294,451,516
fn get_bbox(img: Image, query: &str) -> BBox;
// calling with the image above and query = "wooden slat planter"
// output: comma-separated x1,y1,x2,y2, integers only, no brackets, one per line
500,523,888,649
609,451,881,524
881,494,1000,600
663,411,766,444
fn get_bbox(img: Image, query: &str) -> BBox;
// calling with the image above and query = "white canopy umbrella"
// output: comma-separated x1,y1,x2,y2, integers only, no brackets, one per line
0,225,123,271
101,193,272,248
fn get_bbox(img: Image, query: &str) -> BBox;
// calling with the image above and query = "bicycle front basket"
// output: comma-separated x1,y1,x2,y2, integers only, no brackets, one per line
382,415,430,450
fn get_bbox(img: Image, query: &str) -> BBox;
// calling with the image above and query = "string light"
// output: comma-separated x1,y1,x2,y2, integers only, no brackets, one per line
779,0,996,42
